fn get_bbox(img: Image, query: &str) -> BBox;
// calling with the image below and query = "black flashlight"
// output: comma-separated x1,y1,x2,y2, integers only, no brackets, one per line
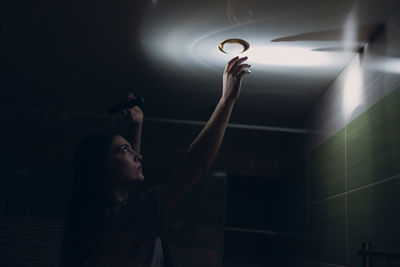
108,96,144,114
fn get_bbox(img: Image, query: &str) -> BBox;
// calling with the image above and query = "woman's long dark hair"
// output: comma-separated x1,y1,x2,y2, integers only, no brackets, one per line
59,131,118,267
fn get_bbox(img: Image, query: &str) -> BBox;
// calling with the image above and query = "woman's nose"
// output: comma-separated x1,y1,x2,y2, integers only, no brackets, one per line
133,151,142,161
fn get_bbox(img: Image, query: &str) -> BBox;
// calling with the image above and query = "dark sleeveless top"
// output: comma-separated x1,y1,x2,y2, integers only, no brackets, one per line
86,185,173,267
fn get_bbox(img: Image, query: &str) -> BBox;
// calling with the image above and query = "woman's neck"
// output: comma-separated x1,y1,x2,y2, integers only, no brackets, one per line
111,185,131,202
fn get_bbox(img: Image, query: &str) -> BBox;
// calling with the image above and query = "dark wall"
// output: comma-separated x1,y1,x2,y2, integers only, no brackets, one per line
292,9,400,267
0,106,296,266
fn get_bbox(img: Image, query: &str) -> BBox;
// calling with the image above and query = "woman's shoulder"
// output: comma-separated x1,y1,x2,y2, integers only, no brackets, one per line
112,184,165,220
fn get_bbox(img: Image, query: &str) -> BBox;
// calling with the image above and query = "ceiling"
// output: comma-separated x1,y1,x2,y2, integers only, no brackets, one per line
1,0,399,129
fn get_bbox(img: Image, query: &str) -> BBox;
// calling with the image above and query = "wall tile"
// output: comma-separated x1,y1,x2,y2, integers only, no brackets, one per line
286,259,307,267
165,175,226,260
309,129,346,203
347,177,400,267
169,247,221,267
222,230,281,267
279,155,308,210
225,176,280,230
308,196,346,265
307,261,346,267
347,86,400,190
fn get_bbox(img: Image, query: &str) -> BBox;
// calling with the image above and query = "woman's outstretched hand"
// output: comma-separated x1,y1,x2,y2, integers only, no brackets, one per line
117,92,144,124
222,56,251,105
164,57,251,214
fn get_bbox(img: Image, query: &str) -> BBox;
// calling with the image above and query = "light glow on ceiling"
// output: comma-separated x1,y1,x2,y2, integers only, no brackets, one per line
242,46,343,67
372,57,400,74
343,55,363,118
141,15,354,77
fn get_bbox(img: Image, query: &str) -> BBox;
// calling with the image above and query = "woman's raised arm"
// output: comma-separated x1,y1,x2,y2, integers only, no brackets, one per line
164,56,251,213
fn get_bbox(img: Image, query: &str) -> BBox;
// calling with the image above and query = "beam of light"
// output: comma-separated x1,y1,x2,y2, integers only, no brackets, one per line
343,55,363,118
242,46,343,67
143,28,350,72
141,15,354,75
342,6,360,53
372,57,400,74
341,4,364,120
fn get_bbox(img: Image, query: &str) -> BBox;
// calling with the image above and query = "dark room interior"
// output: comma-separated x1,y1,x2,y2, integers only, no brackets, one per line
1,0,400,266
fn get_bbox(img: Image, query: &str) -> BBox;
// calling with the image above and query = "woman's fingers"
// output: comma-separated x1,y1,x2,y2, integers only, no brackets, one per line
225,56,239,72
221,57,251,104
126,92,137,100
232,64,251,77
237,69,251,79
227,56,248,74
118,91,137,103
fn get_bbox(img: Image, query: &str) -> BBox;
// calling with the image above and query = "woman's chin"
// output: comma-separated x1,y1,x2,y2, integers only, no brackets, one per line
135,174,144,182
125,175,144,184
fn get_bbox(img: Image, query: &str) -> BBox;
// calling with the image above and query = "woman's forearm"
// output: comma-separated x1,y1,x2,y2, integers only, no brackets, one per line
185,97,235,171
129,122,143,153
165,56,250,213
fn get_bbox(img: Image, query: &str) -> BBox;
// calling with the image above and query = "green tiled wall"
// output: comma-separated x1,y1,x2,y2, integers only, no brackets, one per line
309,129,346,202
347,177,400,266
347,87,400,190
307,86,400,267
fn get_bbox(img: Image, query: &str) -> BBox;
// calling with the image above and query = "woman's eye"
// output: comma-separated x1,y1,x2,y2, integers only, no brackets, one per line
122,147,128,153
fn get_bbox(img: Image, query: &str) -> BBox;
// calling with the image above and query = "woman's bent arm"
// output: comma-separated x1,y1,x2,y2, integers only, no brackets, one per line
165,56,251,213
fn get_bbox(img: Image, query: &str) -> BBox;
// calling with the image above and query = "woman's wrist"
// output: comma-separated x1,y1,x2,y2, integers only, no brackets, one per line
131,118,143,124
219,95,237,108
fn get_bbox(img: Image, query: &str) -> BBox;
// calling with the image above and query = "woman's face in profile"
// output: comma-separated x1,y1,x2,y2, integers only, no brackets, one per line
107,134,144,184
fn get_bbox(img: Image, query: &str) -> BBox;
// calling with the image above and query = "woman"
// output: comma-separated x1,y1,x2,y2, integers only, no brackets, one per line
60,57,251,267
